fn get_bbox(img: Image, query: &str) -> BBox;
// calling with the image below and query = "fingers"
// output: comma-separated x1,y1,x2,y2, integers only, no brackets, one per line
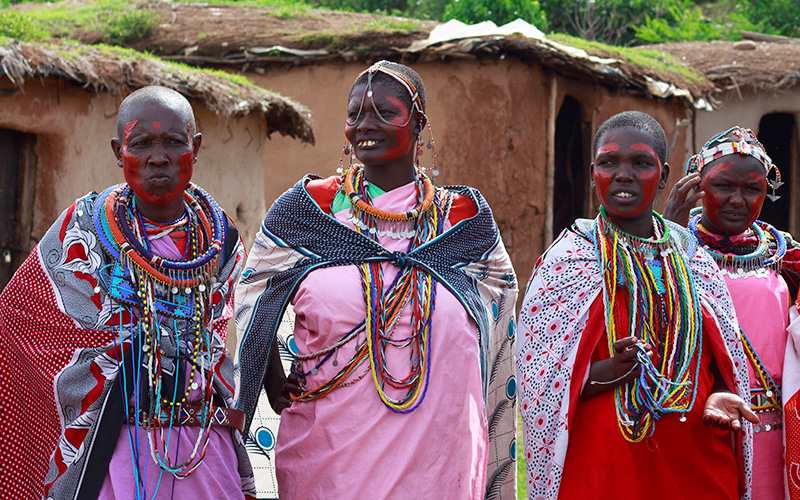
663,173,703,225
702,407,732,430
612,336,639,353
740,403,760,424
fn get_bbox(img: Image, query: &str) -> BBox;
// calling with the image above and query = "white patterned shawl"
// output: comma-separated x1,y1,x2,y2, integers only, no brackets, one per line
516,217,753,500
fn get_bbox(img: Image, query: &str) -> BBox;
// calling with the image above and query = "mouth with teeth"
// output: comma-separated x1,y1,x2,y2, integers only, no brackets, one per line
358,139,380,148
614,191,635,199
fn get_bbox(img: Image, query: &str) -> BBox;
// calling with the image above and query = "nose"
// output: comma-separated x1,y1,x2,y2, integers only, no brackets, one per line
355,111,378,133
729,188,745,206
148,143,168,165
614,163,635,182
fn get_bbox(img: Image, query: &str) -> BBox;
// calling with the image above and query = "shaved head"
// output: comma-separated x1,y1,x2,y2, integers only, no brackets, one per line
116,86,196,138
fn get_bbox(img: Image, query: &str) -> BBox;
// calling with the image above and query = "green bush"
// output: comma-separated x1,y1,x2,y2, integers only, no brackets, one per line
443,0,548,28
0,10,46,40
100,9,162,44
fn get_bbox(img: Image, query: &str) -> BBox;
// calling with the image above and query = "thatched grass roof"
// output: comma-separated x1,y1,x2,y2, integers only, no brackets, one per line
651,38,800,96
0,37,314,143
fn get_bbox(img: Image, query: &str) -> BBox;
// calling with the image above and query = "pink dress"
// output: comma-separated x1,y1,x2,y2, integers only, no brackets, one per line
99,227,243,500
720,232,789,500
275,181,487,500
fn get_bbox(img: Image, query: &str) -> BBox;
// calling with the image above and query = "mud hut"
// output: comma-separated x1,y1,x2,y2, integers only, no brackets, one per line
0,37,313,289
654,34,800,236
112,3,715,279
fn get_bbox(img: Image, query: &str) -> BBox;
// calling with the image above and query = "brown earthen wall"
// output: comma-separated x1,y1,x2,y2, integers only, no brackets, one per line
246,60,691,285
0,77,267,250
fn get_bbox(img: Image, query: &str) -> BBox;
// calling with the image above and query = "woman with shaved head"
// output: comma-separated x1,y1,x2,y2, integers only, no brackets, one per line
0,86,255,499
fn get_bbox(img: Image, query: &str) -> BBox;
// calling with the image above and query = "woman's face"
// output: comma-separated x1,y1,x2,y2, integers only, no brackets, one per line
699,154,767,235
591,126,668,235
344,79,418,168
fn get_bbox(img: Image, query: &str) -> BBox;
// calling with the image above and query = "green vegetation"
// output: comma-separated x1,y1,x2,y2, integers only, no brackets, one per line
548,33,705,82
0,10,45,40
366,16,423,31
444,0,547,30
176,0,311,17
0,0,163,43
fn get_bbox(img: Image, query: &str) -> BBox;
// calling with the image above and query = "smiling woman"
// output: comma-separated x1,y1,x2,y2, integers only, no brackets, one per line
235,61,518,500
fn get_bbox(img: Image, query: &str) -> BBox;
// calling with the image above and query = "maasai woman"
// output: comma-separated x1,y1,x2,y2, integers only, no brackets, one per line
517,111,757,499
664,126,800,500
0,87,254,499
235,61,518,499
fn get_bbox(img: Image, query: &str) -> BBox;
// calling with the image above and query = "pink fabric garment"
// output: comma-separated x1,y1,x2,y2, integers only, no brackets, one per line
724,269,789,500
276,180,487,500
99,225,242,500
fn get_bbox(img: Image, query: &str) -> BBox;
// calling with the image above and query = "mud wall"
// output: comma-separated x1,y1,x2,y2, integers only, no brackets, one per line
247,59,691,284
0,77,268,249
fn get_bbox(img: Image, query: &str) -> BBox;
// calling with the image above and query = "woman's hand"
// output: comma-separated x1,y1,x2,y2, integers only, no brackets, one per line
662,173,704,226
702,392,759,431
581,336,653,400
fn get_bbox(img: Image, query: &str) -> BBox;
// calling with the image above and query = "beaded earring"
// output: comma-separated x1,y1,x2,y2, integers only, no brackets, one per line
337,139,355,175
767,164,783,202
414,117,438,177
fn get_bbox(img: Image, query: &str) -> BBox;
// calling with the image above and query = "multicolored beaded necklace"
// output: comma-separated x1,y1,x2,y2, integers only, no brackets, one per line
92,183,226,479
689,208,783,415
688,207,786,280
342,164,435,239
595,207,703,442
292,165,451,413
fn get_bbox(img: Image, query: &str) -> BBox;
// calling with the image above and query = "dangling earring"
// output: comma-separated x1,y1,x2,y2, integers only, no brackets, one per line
767,164,783,202
338,140,353,174
427,119,438,177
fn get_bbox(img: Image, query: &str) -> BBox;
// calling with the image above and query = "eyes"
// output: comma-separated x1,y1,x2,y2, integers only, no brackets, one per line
595,156,656,169
128,137,189,149
708,181,765,194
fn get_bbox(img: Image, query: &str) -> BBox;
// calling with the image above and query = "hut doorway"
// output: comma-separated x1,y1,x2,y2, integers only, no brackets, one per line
0,128,37,291
757,113,796,235
552,96,586,240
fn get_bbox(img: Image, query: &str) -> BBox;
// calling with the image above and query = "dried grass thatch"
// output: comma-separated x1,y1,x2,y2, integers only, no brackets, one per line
650,40,800,97
0,38,314,143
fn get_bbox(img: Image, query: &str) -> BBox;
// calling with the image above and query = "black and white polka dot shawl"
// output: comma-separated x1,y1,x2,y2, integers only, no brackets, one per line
235,175,519,499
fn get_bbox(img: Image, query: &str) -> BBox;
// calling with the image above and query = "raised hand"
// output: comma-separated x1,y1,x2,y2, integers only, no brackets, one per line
662,172,704,226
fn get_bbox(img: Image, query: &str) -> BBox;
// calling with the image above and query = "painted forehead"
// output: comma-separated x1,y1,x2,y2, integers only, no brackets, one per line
701,155,766,177
596,127,657,152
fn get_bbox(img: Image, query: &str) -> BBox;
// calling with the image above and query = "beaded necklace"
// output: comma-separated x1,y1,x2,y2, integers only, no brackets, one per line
93,183,226,478
343,164,435,239
595,207,703,442
292,165,451,413
688,208,786,280
689,208,784,415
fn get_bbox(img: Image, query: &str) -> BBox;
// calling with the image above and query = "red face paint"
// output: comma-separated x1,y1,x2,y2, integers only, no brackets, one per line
700,162,734,225
152,121,160,130
593,127,663,225
121,119,193,206
380,95,415,160
700,156,767,234
344,82,417,166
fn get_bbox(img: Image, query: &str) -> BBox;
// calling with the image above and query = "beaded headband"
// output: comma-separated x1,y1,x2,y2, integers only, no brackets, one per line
686,126,783,201
339,61,438,176
357,60,425,115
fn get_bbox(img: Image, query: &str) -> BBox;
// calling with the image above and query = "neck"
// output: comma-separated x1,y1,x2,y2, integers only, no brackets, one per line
604,210,655,239
133,194,185,223
361,159,416,192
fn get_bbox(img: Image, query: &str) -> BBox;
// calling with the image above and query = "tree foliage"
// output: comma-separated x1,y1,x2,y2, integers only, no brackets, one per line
443,0,548,28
